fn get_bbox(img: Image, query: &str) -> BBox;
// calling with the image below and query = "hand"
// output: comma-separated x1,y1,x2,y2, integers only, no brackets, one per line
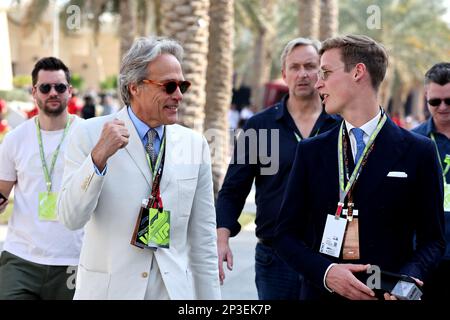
0,198,8,214
91,120,129,171
383,292,398,300
325,264,377,300
217,228,233,285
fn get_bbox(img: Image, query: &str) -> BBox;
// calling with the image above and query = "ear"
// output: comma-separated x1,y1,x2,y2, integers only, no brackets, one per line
281,68,287,81
424,84,429,99
353,63,366,82
31,85,37,100
129,82,139,98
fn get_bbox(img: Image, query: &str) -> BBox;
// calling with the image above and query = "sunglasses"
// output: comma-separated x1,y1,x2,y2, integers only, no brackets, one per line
428,98,450,107
37,83,69,94
142,79,191,94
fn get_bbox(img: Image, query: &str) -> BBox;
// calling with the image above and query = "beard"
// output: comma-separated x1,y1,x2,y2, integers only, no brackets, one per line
36,97,66,117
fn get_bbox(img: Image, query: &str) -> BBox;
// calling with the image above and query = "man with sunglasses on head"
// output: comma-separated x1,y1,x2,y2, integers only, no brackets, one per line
413,62,450,300
0,57,83,299
273,35,445,300
216,38,341,300
58,37,220,299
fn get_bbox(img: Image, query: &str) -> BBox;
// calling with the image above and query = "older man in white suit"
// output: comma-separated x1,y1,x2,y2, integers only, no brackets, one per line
58,37,221,300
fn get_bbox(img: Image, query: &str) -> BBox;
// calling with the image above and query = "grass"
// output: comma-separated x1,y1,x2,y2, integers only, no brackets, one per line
238,211,255,228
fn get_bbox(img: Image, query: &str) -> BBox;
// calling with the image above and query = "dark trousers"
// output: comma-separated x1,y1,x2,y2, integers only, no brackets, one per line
255,242,304,300
422,259,450,301
0,250,76,300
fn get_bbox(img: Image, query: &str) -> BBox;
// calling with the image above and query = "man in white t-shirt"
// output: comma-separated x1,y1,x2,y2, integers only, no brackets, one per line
0,57,83,299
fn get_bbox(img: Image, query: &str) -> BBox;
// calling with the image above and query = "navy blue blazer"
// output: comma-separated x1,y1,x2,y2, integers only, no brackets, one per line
274,117,446,295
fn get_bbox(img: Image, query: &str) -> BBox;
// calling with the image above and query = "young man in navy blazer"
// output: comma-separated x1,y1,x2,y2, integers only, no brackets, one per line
274,35,446,300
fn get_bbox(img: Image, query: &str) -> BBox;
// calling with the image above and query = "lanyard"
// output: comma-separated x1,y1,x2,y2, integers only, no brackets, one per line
35,116,72,192
145,128,166,177
335,113,387,217
429,133,450,181
145,127,166,209
294,128,320,142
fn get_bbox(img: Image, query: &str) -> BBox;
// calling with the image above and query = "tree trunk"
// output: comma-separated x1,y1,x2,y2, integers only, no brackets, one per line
250,0,276,110
119,0,136,60
204,0,234,198
298,0,320,38
161,0,210,133
319,0,338,40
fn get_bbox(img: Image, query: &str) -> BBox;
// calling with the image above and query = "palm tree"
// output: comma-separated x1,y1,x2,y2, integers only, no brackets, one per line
298,0,320,38
319,0,338,40
339,0,450,118
234,0,276,109
160,0,210,132
118,0,136,59
204,0,234,198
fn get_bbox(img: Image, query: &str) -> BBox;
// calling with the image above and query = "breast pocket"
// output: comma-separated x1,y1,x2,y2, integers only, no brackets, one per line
177,177,198,217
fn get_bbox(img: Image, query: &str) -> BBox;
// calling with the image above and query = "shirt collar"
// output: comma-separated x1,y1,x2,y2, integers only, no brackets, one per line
127,106,164,142
345,109,382,137
424,117,436,136
274,94,289,121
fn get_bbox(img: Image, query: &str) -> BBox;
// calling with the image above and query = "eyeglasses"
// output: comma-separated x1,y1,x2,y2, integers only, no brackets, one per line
428,98,450,107
37,83,69,94
317,66,345,81
142,79,191,94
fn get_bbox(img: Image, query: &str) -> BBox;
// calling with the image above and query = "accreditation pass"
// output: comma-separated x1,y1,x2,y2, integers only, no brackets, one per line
319,214,347,258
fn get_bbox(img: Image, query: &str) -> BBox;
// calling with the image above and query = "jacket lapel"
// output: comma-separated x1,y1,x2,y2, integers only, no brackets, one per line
354,117,407,202
116,108,152,188
159,125,181,194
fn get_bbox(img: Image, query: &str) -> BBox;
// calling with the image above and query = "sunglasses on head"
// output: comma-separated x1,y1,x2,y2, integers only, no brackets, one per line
37,83,69,94
428,98,450,107
142,79,191,94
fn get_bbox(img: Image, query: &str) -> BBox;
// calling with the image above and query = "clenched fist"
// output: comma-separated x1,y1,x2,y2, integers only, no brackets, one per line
92,119,130,171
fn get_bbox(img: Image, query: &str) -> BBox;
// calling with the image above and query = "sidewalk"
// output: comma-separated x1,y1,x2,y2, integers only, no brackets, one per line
220,221,258,300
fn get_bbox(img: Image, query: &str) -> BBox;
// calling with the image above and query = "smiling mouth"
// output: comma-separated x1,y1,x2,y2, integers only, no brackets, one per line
164,105,178,110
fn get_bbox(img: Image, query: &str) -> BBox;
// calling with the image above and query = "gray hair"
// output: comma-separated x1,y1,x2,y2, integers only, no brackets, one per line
119,36,184,106
280,37,321,70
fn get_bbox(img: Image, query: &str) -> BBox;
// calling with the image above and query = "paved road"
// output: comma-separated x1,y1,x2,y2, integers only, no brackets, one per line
220,223,258,300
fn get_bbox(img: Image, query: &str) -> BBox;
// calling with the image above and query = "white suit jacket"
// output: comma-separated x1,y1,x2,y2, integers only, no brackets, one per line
58,108,221,300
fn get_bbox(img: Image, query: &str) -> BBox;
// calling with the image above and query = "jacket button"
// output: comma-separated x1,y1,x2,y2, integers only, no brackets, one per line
142,272,148,278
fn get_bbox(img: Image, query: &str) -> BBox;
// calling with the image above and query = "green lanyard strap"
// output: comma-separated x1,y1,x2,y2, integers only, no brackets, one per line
35,116,72,192
337,113,387,205
145,127,166,177
145,126,166,209
429,133,450,179
294,128,320,142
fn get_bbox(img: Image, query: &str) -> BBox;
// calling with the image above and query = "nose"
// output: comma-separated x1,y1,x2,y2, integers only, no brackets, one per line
297,67,308,79
171,86,183,101
314,78,323,90
48,85,59,96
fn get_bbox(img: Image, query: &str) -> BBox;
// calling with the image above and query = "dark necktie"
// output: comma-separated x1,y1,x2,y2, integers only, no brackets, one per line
146,128,158,167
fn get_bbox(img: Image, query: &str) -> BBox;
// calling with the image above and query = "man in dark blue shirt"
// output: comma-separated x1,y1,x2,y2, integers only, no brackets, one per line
413,62,450,300
216,38,341,300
